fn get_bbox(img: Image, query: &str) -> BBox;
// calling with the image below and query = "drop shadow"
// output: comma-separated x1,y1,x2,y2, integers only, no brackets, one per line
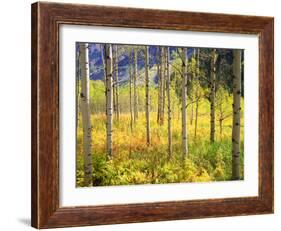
18,218,31,227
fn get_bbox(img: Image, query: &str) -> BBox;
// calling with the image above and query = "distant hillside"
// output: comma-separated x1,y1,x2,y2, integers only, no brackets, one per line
83,43,195,85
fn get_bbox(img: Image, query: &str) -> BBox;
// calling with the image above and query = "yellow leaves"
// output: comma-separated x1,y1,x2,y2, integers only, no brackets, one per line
76,102,244,187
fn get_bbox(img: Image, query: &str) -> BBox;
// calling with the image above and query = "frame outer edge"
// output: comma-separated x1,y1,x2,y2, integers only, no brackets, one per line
31,2,274,228
265,18,274,213
258,17,274,213
31,2,39,229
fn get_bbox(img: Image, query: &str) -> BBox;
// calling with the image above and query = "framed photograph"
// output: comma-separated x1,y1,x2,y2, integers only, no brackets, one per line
31,2,274,229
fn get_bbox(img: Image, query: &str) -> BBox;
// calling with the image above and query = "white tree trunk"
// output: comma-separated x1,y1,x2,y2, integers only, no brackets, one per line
190,49,196,125
194,48,200,139
129,49,133,131
160,47,166,125
105,44,113,158
145,46,151,145
76,48,81,116
157,47,162,124
167,47,172,158
210,49,217,143
115,45,120,120
113,46,116,117
158,47,165,125
182,48,188,158
133,47,138,122
232,49,241,180
79,43,93,186
100,44,107,86
195,98,199,139
100,45,107,116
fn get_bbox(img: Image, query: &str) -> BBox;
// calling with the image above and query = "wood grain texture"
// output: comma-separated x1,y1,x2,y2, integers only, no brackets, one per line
31,2,274,229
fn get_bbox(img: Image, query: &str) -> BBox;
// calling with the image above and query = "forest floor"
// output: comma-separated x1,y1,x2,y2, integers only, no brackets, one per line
76,101,244,187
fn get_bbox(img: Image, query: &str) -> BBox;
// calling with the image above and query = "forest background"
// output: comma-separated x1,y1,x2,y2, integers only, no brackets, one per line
76,43,244,187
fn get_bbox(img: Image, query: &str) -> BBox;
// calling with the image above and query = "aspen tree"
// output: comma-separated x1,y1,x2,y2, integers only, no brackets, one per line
145,46,151,145
100,44,107,86
115,45,120,120
182,48,188,158
167,47,172,158
133,47,139,122
190,49,196,125
105,44,113,158
100,44,107,117
79,43,93,186
113,46,117,117
158,46,165,125
157,47,162,124
210,49,217,143
232,49,241,180
158,47,164,125
129,49,133,131
194,48,200,139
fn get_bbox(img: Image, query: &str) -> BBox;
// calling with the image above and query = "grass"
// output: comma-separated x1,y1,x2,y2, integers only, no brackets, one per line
76,98,244,187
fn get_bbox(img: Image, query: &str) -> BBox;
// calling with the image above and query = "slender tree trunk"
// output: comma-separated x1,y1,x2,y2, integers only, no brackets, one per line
167,47,172,158
76,46,81,116
100,44,106,86
182,48,188,159
159,46,165,125
157,47,161,124
232,49,241,180
115,45,120,120
105,44,113,158
133,47,138,122
210,49,217,143
190,102,194,125
194,48,200,139
219,119,223,140
162,47,166,123
113,46,117,117
100,45,107,116
178,103,181,121
79,43,93,186
197,48,200,75
190,49,196,125
129,50,133,131
160,47,166,125
194,98,199,139
158,47,163,125
219,103,223,141
145,46,151,145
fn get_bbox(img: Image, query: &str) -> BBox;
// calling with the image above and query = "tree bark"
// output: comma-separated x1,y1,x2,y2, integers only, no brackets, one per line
145,46,151,145
133,47,138,122
182,48,188,159
100,44,107,86
195,98,199,139
194,48,200,139
160,47,166,125
157,47,162,124
115,45,120,120
113,46,117,117
158,47,165,125
105,44,113,158
79,43,93,186
167,47,172,159
219,101,223,141
232,49,241,180
100,45,107,116
129,49,133,131
219,118,223,140
210,49,217,143
76,46,81,116
190,49,196,125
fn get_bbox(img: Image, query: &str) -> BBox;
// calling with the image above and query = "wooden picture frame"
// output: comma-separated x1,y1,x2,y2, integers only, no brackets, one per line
31,2,274,229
